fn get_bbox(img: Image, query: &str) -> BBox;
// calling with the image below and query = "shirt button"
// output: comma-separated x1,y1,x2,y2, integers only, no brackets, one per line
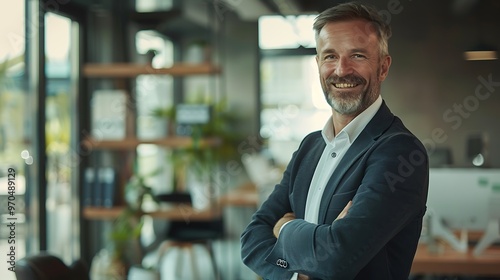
331,152,337,158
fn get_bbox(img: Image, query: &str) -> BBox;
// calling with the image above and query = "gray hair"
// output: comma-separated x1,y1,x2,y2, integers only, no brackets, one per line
313,2,392,57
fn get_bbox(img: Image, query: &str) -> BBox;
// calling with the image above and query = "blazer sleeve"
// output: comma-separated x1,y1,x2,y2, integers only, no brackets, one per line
240,132,321,279
240,157,295,279
265,132,429,279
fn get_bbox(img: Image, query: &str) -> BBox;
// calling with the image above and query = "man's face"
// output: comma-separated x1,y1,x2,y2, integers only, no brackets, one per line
315,19,391,116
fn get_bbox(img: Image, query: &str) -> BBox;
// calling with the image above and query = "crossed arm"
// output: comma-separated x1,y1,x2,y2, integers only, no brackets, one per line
241,132,428,279
273,202,353,280
273,201,352,238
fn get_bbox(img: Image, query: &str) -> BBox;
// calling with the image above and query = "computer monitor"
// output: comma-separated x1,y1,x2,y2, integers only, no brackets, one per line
427,168,500,231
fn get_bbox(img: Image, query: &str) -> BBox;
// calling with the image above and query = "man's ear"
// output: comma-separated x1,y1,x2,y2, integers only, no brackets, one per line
379,55,391,81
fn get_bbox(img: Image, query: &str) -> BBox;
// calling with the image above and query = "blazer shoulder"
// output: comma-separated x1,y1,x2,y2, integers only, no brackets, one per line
303,130,322,141
388,116,423,140
376,117,428,155
298,130,325,150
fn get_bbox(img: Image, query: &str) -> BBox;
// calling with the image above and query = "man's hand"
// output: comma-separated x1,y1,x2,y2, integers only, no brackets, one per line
335,200,352,221
273,212,295,238
297,273,310,280
273,213,308,279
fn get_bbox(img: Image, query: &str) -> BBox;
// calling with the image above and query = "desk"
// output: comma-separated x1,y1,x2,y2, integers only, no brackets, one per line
411,243,500,276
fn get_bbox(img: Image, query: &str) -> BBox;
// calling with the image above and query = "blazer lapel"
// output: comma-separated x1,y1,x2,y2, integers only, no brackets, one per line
318,101,394,223
294,136,325,219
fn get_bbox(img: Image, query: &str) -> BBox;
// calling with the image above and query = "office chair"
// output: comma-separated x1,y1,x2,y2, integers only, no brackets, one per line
15,252,89,280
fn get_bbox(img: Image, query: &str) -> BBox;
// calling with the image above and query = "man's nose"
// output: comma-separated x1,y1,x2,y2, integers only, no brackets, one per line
334,57,353,77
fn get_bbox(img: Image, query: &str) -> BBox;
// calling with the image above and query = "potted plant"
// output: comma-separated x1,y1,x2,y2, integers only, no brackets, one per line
169,99,244,209
91,170,160,280
137,106,175,140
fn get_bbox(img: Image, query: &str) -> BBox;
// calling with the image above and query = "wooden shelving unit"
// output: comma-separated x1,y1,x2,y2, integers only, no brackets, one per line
80,3,225,265
83,63,221,78
82,61,223,221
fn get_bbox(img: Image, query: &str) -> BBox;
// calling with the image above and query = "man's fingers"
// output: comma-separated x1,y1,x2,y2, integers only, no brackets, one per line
336,200,352,220
297,273,310,280
283,212,295,219
273,212,296,238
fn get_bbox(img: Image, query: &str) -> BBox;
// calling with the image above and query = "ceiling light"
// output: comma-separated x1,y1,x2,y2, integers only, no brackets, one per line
464,50,498,61
463,44,498,61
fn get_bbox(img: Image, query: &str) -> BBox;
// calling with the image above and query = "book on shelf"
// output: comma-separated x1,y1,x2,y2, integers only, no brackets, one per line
83,168,95,207
82,167,117,208
91,89,127,140
100,167,117,208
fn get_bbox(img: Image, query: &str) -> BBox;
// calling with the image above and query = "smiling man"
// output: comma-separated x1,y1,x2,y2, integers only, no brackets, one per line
241,2,429,280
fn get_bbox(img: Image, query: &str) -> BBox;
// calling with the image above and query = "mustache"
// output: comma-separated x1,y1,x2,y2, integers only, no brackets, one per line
327,75,366,85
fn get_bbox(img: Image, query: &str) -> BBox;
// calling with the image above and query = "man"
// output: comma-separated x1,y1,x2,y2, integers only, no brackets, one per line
241,2,429,280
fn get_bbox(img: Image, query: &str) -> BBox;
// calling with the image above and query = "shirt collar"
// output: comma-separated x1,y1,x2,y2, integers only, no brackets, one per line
322,95,382,144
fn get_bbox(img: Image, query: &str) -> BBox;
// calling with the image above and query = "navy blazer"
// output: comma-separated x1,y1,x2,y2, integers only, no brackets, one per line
241,101,429,280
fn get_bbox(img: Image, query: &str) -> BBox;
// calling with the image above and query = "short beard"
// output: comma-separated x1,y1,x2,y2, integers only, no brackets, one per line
329,94,363,115
323,72,380,116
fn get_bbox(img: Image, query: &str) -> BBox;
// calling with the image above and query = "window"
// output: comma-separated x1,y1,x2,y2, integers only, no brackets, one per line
44,11,81,263
0,2,28,279
258,15,316,49
258,15,330,165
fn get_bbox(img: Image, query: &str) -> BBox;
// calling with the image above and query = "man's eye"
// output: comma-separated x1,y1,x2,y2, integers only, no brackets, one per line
324,55,336,60
352,54,366,59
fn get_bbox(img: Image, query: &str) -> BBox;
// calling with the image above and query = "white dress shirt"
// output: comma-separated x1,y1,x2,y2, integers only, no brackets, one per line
288,96,382,280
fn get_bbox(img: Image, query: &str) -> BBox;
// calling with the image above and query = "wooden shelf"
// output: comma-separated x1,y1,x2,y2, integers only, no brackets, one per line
82,207,124,220
83,63,221,78
83,136,221,150
83,206,221,222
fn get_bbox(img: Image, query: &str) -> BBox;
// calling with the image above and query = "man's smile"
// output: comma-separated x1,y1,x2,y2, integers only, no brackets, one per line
333,83,358,89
